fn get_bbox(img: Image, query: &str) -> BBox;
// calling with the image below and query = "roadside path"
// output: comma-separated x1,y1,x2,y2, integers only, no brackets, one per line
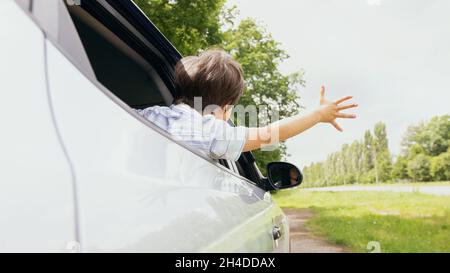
283,208,349,253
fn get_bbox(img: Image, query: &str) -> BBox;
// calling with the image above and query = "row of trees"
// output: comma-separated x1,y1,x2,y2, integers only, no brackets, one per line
302,115,450,187
394,115,450,182
134,0,304,170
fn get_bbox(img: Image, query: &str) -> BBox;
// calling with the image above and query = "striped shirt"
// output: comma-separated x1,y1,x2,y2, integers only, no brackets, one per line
137,104,247,161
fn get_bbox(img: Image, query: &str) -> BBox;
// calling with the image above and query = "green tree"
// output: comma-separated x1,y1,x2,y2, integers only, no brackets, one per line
399,115,450,182
391,155,409,181
407,154,432,182
430,151,450,181
373,122,392,182
408,143,427,158
133,0,226,56
363,130,374,171
402,115,450,157
361,130,376,183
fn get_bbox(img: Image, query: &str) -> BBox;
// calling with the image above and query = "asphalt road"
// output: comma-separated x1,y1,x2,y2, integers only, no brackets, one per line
306,184,450,196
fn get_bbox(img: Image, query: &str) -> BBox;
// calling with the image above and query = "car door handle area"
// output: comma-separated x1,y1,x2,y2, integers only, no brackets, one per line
272,226,282,240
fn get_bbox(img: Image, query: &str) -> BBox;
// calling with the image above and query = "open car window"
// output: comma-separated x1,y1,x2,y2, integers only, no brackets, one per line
33,0,263,186
67,2,173,109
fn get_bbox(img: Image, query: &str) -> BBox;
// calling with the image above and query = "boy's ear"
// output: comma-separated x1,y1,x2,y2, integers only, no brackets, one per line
203,104,222,115
223,103,234,112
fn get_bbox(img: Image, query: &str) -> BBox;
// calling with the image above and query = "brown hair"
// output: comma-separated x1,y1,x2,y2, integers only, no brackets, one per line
173,49,245,110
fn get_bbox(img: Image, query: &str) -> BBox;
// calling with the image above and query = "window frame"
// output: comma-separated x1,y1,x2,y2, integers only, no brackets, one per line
30,0,96,80
14,0,30,10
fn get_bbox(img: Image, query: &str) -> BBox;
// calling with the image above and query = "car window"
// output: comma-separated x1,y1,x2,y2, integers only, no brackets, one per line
66,3,173,109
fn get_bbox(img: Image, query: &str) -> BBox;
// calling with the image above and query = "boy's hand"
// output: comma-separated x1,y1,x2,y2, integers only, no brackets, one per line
315,86,358,132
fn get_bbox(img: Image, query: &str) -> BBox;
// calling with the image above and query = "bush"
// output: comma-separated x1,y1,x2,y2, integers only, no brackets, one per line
392,156,409,181
430,152,450,181
407,154,432,182
359,171,376,184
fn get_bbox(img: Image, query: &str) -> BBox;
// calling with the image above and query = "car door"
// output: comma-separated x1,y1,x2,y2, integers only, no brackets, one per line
220,153,290,252
0,0,77,252
226,155,290,253
42,0,282,252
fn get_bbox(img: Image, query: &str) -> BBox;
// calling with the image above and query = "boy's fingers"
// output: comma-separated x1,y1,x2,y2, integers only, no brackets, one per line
336,113,357,119
320,86,325,101
337,104,358,111
335,96,353,105
331,121,343,132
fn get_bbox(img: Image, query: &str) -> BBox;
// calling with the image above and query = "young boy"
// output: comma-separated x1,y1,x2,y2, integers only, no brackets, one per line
138,49,357,161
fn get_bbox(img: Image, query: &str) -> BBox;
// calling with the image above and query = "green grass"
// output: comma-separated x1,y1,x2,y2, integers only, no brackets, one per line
273,189,450,253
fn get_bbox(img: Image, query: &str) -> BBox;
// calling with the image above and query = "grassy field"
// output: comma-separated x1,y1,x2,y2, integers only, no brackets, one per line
273,187,450,253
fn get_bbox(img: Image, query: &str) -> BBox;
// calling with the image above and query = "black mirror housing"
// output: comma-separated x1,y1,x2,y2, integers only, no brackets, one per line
264,162,303,191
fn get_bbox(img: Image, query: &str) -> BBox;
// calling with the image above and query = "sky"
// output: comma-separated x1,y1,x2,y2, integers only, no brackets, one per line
229,0,450,167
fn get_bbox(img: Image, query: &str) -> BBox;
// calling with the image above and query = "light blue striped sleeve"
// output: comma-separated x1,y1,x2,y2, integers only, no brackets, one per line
209,119,248,161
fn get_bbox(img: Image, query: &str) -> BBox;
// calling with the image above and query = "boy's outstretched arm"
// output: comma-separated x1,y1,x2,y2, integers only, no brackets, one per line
243,86,358,152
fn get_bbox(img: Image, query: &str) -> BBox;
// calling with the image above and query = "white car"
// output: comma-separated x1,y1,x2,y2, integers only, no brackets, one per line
0,0,302,252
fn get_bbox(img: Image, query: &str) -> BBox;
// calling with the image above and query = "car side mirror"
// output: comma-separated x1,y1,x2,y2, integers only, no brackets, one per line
265,162,303,190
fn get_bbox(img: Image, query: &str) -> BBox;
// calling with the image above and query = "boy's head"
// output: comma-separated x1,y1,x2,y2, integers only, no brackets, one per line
174,49,245,117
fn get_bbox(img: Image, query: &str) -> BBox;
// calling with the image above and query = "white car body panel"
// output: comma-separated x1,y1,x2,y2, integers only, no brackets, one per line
0,0,76,252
